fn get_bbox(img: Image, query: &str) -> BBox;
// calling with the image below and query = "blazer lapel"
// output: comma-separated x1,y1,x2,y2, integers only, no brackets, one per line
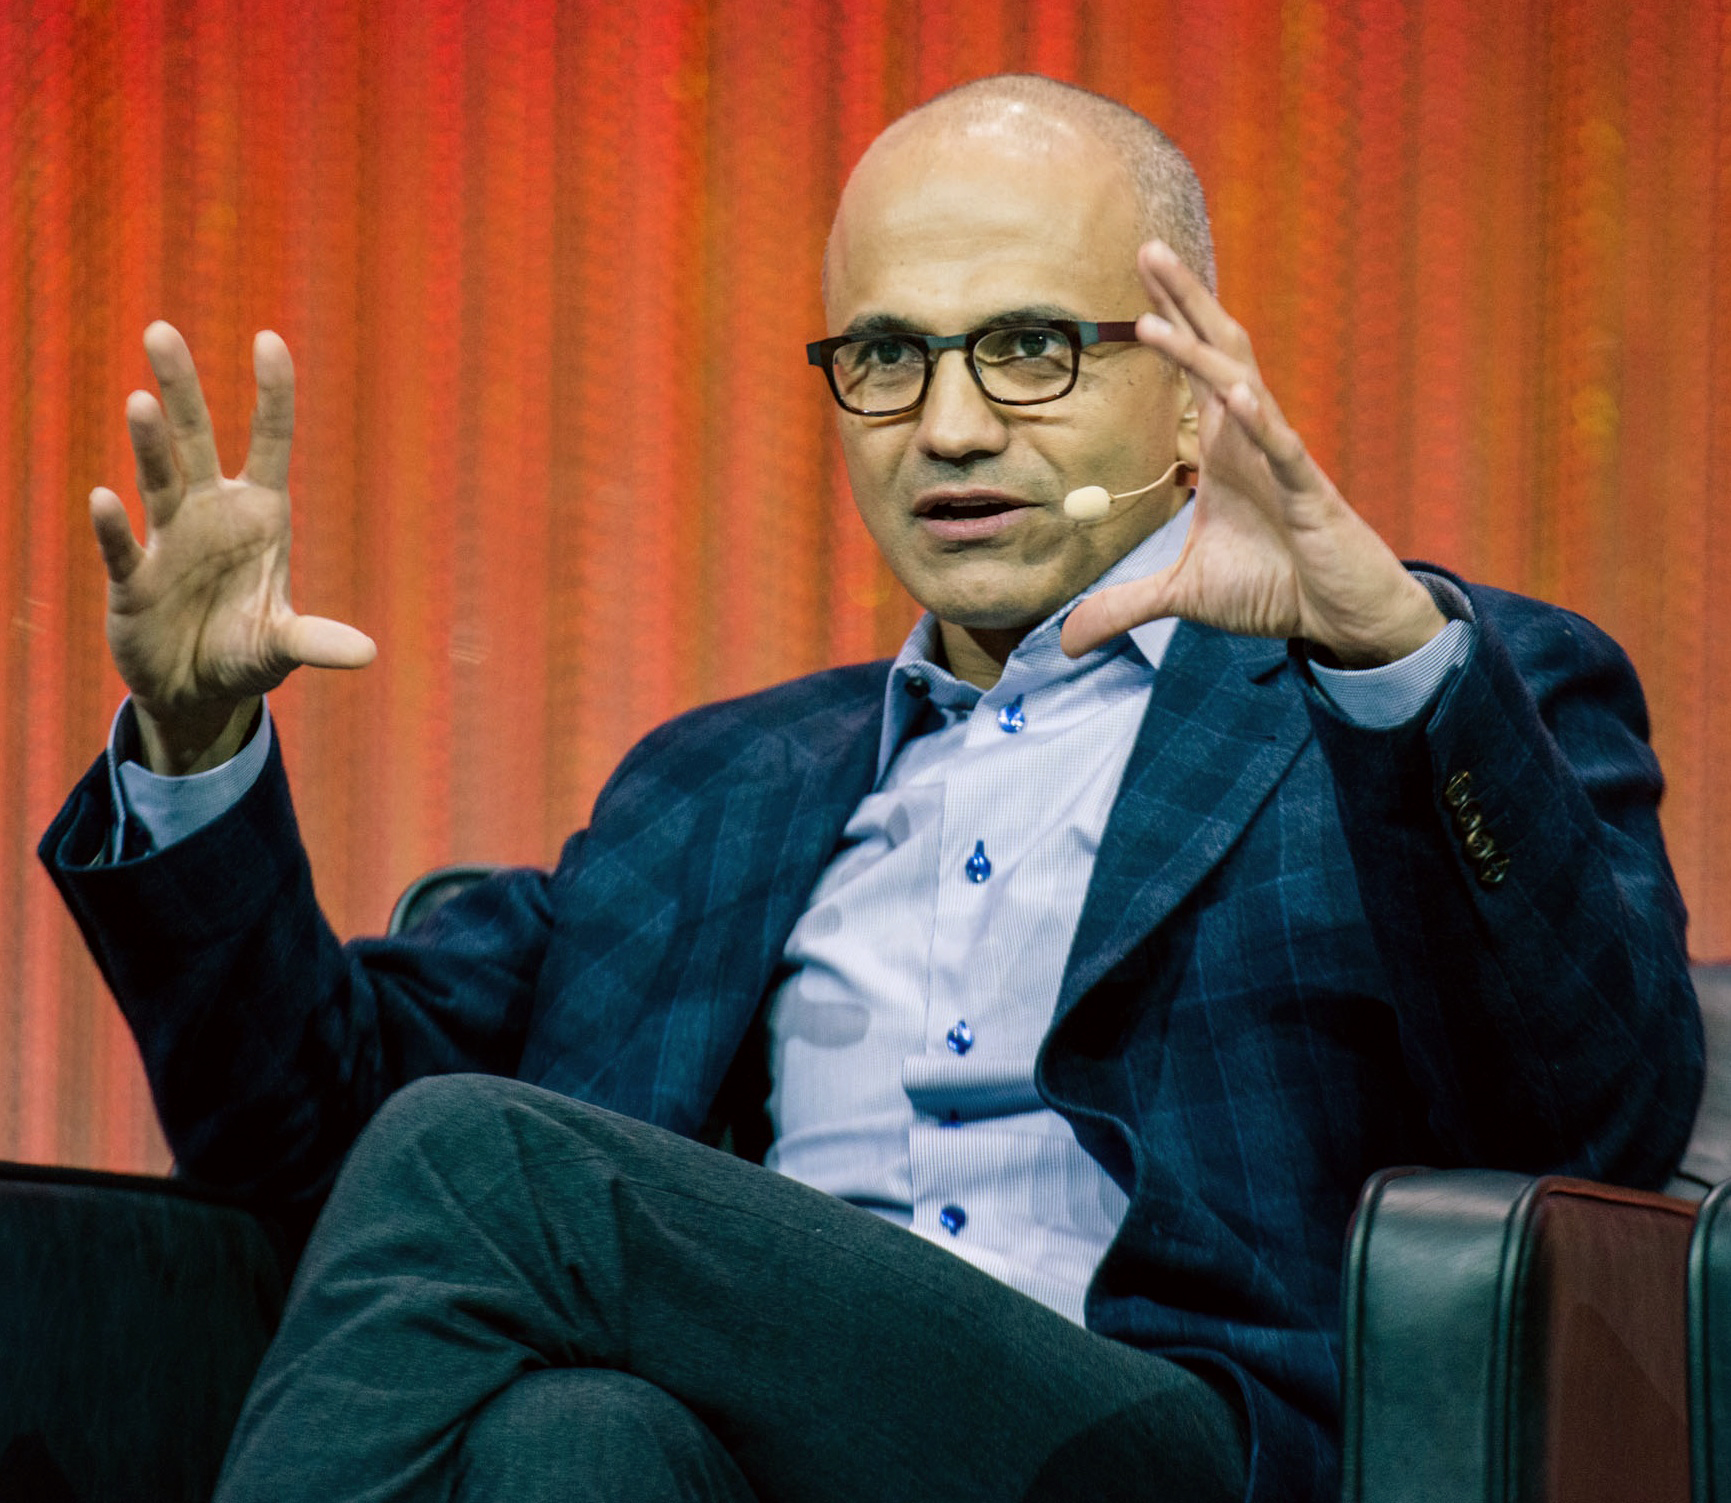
714,680,887,1011
1053,623,1312,1025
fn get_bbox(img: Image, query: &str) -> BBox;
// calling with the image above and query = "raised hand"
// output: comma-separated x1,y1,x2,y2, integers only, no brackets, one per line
1060,242,1444,667
90,322,376,774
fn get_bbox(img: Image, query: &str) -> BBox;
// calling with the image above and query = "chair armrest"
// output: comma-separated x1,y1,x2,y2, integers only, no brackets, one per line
0,1161,287,1503
1341,1166,1694,1503
1689,1179,1731,1503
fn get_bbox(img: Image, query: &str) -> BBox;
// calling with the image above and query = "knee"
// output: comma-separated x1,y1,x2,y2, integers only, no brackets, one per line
459,1369,736,1496
469,1367,681,1446
349,1074,627,1183
351,1073,530,1177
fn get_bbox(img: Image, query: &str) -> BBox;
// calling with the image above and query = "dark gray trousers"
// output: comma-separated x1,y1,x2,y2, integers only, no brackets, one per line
215,1075,1249,1502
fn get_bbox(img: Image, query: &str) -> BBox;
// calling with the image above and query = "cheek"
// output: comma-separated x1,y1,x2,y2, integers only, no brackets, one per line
837,424,907,521
1099,384,1181,471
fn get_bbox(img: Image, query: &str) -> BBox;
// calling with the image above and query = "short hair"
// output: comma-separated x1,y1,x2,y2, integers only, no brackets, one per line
898,74,1217,293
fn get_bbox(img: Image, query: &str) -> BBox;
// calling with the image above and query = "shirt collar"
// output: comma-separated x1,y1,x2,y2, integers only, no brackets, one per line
876,499,1194,779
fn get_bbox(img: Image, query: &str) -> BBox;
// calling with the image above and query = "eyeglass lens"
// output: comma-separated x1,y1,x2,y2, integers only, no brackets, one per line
830,326,1076,414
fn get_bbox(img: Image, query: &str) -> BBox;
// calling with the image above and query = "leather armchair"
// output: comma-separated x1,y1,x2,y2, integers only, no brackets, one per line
1341,967,1731,1503
1341,1168,1695,1503
1690,1178,1731,1503
0,866,494,1503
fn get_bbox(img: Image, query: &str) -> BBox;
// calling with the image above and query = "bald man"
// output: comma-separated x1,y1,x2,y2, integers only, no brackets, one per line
43,76,1699,1503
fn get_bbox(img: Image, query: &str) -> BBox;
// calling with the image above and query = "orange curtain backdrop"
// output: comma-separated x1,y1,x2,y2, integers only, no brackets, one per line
2,0,1729,1172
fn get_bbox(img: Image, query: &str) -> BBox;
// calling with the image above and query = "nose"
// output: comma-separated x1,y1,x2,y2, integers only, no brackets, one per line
914,348,1009,463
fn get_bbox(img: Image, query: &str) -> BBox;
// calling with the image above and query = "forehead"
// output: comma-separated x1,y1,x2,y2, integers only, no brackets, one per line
825,116,1147,332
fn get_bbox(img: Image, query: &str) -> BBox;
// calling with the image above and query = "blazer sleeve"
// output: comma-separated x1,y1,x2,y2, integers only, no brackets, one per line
38,732,566,1225
1299,573,1704,1186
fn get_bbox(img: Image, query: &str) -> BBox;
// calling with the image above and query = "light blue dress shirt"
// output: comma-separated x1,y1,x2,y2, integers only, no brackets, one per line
108,503,1471,1325
764,503,1472,1323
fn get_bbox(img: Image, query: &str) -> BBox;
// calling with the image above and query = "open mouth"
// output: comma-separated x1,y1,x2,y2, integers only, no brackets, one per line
923,496,1025,521
912,492,1034,541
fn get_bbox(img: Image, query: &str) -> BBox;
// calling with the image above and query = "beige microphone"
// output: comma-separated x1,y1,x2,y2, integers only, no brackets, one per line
1063,460,1198,522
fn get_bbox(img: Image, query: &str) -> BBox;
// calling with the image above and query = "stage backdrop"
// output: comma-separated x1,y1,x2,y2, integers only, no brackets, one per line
1,0,1728,1172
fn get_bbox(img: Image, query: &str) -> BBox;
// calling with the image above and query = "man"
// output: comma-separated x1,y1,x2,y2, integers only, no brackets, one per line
42,75,1700,1503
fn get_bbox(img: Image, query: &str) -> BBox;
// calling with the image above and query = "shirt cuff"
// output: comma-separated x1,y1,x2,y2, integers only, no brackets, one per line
108,698,274,858
1309,573,1474,731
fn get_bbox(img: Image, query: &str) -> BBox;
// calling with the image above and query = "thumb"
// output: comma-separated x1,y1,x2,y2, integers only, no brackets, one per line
1061,572,1177,658
281,613,378,670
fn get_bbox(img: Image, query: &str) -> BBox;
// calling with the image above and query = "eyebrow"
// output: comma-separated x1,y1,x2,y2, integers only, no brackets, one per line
839,303,1085,339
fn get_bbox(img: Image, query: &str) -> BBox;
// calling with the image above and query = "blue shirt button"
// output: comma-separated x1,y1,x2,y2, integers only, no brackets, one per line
997,696,1025,733
939,1204,967,1235
945,1020,974,1055
965,840,992,883
903,674,930,699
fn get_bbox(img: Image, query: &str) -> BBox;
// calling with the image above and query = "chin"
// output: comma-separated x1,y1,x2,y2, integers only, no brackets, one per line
886,539,1084,631
914,579,1064,633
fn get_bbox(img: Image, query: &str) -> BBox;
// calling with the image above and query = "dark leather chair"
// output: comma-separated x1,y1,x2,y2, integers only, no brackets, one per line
1,868,1721,1502
1341,1169,1696,1503
0,1163,286,1503
0,865,497,1503
1340,966,1731,1503
1689,1178,1731,1503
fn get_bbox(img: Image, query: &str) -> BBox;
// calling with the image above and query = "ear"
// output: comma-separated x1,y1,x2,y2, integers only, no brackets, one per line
1174,394,1201,468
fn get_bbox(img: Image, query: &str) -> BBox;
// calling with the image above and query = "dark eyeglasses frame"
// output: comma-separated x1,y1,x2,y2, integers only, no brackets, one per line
805,319,1142,417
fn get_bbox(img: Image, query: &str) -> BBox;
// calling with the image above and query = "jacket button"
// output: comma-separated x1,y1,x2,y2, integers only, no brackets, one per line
1477,854,1510,888
1443,771,1473,809
1455,807,1484,838
1464,829,1496,860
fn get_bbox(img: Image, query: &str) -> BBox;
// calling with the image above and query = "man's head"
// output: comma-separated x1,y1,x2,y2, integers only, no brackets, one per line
822,75,1214,653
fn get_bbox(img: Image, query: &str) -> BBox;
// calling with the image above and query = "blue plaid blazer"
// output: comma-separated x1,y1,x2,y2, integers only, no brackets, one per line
43,574,1702,1503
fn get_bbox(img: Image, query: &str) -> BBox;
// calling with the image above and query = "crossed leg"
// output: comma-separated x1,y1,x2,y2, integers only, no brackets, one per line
216,1075,1248,1503
454,1368,756,1502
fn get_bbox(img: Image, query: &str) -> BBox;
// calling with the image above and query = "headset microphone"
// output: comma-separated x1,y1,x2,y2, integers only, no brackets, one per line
1063,460,1197,522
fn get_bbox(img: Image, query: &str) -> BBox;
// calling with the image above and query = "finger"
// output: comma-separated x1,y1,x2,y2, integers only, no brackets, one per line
1137,265,1203,350
1224,380,1316,492
1060,570,1177,659
1140,241,1253,363
126,389,184,528
1136,314,1253,400
280,614,377,671
142,320,223,487
89,487,145,583
242,330,295,490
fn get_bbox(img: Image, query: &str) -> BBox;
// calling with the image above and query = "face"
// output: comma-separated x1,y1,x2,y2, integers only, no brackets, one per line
824,107,1195,633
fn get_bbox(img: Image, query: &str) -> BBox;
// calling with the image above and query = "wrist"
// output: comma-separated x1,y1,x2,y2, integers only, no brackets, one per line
133,696,261,775
1315,581,1449,669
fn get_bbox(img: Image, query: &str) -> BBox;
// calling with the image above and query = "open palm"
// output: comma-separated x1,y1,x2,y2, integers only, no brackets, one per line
1061,244,1443,668
91,323,375,764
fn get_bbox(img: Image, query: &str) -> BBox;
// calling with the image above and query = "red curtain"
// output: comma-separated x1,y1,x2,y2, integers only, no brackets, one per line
2,0,1728,1171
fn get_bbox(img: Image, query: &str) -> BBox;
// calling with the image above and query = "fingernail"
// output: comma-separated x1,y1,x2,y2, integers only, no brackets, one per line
1141,314,1173,336
1150,240,1177,263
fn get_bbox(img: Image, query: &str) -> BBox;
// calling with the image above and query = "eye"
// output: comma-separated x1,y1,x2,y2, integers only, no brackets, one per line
975,327,1068,367
858,338,913,369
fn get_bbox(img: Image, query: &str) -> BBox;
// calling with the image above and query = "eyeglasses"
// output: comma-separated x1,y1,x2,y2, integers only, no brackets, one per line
805,319,1141,417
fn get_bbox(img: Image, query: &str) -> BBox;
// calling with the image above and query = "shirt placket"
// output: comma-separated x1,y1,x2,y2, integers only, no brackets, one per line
908,678,1035,1250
